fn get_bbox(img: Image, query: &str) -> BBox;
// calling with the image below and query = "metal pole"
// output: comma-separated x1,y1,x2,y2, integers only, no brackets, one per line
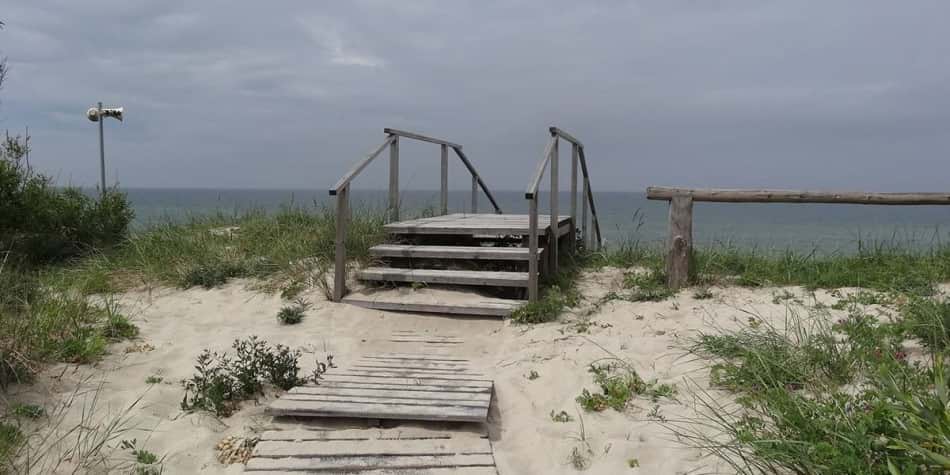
98,101,106,196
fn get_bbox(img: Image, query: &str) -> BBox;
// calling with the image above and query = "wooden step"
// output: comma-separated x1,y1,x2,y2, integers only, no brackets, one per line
359,267,529,288
343,296,520,317
370,244,539,261
385,213,571,236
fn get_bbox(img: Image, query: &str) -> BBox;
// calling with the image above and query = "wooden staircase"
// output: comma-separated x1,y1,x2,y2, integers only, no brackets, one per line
330,127,602,317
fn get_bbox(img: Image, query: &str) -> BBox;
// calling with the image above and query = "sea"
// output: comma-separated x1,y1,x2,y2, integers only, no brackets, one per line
124,188,950,254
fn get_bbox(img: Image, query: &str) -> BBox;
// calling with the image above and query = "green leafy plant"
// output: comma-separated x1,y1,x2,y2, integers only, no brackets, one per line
550,410,573,422
10,403,43,419
276,299,309,325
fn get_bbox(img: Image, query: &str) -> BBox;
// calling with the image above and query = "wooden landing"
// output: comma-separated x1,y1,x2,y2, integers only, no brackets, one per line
267,353,492,423
385,213,572,236
245,427,496,473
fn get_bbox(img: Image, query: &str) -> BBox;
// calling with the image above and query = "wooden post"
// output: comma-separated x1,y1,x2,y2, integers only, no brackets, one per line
582,176,589,251
388,136,399,222
471,175,478,213
549,138,559,275
666,194,693,289
440,144,448,215
333,185,349,301
528,195,539,301
570,144,578,253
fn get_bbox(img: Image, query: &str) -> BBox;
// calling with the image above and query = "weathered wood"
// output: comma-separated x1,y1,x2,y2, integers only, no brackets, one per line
342,295,520,318
351,362,472,371
525,135,556,199
452,147,503,213
300,381,490,393
268,398,486,422
253,437,492,458
440,144,448,215
383,127,463,149
471,174,478,213
365,353,469,361
279,393,489,408
549,126,584,149
582,176,589,250
388,135,399,222
245,454,496,472
570,143,578,253
332,185,349,301
329,136,395,195
550,138,559,275
246,466,498,475
647,186,950,205
528,196,539,301
383,213,570,236
666,195,693,289
577,147,602,249
288,387,491,402
370,244,539,260
318,374,492,388
259,427,485,441
359,267,528,287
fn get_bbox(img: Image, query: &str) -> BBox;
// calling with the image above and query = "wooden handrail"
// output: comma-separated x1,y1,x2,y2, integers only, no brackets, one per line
383,128,463,149
647,186,950,205
525,135,557,199
578,147,602,247
329,127,503,302
329,135,395,195
453,147,503,214
549,126,584,148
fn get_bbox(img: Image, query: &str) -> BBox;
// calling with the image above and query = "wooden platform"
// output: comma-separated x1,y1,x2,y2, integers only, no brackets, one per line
384,213,571,236
267,353,492,423
245,427,496,473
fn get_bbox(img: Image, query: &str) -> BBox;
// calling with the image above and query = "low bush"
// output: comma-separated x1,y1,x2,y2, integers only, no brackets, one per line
276,299,309,325
576,361,673,412
181,336,303,417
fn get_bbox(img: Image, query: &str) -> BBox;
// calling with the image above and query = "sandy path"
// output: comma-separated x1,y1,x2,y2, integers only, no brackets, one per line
4,270,863,474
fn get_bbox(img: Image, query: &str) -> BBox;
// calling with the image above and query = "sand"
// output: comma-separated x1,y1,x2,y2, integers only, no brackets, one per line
3,269,872,474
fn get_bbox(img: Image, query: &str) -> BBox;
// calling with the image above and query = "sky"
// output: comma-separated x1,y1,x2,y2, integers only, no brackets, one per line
1,1,949,192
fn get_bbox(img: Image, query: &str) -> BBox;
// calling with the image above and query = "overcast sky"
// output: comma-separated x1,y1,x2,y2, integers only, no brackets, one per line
1,1,949,192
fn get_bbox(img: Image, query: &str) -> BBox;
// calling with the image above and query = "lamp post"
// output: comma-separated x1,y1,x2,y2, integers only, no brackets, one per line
86,103,124,196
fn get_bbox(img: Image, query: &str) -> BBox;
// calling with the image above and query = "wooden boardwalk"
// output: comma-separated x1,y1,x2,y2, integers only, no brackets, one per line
383,213,571,236
267,351,492,423
245,427,497,474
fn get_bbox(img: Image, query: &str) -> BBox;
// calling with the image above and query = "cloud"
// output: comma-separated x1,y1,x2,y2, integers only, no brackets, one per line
0,1,949,191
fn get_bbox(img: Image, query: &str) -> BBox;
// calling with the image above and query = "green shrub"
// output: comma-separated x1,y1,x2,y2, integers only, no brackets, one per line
181,336,303,417
901,297,950,350
9,403,43,419
276,299,309,325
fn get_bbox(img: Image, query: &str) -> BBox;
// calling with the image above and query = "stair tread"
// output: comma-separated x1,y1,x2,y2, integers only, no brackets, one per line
359,267,529,287
370,244,540,260
343,293,521,317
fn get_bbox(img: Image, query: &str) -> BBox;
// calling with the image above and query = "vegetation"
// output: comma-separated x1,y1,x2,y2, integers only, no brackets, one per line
576,360,674,412
276,299,310,325
672,303,950,474
181,336,304,417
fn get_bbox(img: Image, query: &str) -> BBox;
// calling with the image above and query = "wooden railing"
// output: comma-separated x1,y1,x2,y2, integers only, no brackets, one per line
524,126,602,301
329,128,503,301
646,186,950,288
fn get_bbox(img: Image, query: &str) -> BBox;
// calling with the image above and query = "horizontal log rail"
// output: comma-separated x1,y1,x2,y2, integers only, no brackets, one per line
648,186,950,289
524,126,602,301
329,128,503,302
647,187,950,205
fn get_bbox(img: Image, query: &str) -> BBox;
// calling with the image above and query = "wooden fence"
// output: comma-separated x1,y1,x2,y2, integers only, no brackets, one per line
646,186,950,288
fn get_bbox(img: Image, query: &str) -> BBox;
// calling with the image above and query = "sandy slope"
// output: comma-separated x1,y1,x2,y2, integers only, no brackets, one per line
4,269,867,474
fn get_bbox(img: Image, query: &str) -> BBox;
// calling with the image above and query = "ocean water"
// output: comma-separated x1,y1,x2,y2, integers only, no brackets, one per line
125,188,950,253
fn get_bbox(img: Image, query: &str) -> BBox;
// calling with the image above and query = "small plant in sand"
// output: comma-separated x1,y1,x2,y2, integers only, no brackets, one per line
577,360,674,412
692,287,714,300
120,439,162,475
216,435,259,465
10,403,44,419
309,354,336,384
550,410,573,422
145,375,163,385
276,298,310,325
181,336,303,417
627,458,640,468
526,370,540,380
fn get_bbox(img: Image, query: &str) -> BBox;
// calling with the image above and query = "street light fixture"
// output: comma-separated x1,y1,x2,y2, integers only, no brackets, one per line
86,102,124,196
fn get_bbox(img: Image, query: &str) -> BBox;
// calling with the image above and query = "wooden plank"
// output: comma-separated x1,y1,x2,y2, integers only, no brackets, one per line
582,175,589,249
318,375,493,389
383,214,569,236
359,267,529,287
550,137,559,275
578,147,602,249
288,386,491,402
528,196,539,301
266,399,487,422
366,353,469,361
525,135,556,199
246,468,498,475
471,174,478,213
329,136,394,195
353,362,472,371
302,381,491,393
387,335,465,343
332,186,348,302
441,144,449,215
452,147,503,214
383,128,462,149
343,297,521,317
388,135,399,222
327,370,490,382
369,244,538,261
278,393,489,408
570,143,578,254
259,427,485,441
254,437,492,457
666,194,693,289
245,454,496,472
549,126,584,148
647,186,950,205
